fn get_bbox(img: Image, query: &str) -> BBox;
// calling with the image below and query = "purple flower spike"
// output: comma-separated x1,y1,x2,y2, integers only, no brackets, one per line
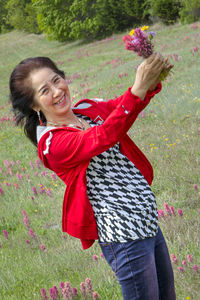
3,230,8,239
41,288,48,300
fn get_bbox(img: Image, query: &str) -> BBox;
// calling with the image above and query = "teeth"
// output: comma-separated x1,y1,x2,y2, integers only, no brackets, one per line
56,96,64,105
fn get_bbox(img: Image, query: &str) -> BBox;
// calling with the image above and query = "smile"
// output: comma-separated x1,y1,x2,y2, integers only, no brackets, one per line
54,95,66,105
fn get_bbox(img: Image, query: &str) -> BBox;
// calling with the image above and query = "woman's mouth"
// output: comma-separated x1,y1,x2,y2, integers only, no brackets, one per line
54,95,66,106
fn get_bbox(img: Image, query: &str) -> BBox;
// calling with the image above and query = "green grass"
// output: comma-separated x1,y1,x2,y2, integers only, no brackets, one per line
0,22,200,299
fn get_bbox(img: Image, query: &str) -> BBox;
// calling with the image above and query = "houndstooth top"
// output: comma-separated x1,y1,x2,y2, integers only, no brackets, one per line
79,114,158,243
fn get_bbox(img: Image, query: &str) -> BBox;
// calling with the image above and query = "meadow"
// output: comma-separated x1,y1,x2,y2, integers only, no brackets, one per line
0,22,199,300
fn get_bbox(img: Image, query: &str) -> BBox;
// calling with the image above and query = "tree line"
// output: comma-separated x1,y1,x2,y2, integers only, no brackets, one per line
0,0,199,41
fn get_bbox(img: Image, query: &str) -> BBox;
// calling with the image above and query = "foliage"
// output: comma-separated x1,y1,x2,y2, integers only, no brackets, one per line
150,0,181,25
32,0,74,41
0,0,13,33
5,0,40,34
179,0,200,24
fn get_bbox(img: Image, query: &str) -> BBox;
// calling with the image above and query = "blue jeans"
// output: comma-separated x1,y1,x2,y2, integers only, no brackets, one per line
99,227,176,300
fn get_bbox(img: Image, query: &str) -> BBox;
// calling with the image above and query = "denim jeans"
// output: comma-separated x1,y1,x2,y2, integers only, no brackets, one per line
99,227,176,300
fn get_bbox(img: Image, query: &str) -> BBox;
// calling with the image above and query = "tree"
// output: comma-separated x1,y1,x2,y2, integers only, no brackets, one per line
5,0,40,33
33,0,74,41
179,0,200,24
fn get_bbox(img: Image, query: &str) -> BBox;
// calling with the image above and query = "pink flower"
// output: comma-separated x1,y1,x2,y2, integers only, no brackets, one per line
51,173,56,181
178,266,184,273
32,186,37,195
140,111,146,118
62,282,73,299
40,244,46,252
80,282,86,297
182,260,187,266
23,216,30,229
198,209,200,214
30,161,34,169
60,282,64,289
158,209,165,219
93,291,99,299
0,187,4,195
8,167,13,176
26,240,30,244
193,184,198,190
177,208,183,217
171,254,178,264
22,210,28,217
164,203,171,216
170,206,176,216
193,264,198,272
100,252,104,258
122,28,154,58
3,230,8,239
46,188,52,197
72,287,78,296
193,46,198,52
93,254,98,261
187,254,193,262
29,228,35,238
14,183,19,189
35,159,41,168
41,288,48,300
49,286,59,300
85,278,93,296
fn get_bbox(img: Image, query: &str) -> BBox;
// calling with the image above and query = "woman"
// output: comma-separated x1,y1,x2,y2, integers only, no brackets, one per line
10,54,176,300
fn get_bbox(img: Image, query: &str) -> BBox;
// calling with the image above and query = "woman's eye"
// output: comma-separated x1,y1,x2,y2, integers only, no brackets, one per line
42,88,49,95
54,77,60,83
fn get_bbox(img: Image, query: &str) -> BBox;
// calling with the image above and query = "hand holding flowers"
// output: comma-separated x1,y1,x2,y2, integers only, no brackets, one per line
123,26,174,82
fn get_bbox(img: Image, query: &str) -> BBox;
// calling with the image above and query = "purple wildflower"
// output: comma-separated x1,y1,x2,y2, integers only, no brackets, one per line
32,186,38,195
29,228,35,238
193,265,198,272
123,28,154,58
93,291,99,299
3,230,8,239
0,187,4,195
178,266,184,273
164,203,171,216
80,282,86,297
93,255,98,262
170,206,176,216
177,208,183,217
40,244,46,252
85,278,93,296
72,287,78,296
49,286,58,300
41,288,48,300
60,282,65,289
30,161,34,169
62,282,73,300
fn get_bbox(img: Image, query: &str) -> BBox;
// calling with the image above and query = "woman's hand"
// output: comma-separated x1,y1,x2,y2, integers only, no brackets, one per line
148,58,174,91
131,53,166,100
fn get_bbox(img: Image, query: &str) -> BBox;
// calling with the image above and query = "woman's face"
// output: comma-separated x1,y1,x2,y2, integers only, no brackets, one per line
30,67,71,122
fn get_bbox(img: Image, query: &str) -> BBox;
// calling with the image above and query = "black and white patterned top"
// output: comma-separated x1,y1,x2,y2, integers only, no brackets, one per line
78,114,158,243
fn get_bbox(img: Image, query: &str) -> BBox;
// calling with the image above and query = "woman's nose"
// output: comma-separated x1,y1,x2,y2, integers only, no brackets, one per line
52,85,61,97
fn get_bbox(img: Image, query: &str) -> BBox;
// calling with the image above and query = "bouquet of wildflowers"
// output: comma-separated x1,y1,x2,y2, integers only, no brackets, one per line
122,26,171,80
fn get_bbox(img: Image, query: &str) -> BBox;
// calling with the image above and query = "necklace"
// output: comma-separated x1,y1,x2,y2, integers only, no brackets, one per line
47,117,85,130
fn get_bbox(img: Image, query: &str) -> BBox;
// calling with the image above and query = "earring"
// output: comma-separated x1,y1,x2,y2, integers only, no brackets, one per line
37,111,43,126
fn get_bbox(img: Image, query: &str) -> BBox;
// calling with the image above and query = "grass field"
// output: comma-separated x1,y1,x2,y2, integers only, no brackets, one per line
0,22,200,299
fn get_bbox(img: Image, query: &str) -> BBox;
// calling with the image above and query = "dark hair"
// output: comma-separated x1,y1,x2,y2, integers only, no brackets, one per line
9,57,65,146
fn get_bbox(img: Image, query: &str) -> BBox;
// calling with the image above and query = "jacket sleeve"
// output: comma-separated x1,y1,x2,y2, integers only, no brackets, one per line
101,82,162,112
40,87,159,170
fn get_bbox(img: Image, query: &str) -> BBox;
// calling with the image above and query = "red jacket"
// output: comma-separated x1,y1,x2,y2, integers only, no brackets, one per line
37,84,162,249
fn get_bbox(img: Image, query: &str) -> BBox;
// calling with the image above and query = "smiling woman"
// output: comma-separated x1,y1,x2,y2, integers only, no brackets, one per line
9,56,175,300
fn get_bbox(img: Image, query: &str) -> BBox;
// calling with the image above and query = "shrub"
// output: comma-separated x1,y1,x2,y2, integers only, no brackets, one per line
150,0,181,25
179,0,200,24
